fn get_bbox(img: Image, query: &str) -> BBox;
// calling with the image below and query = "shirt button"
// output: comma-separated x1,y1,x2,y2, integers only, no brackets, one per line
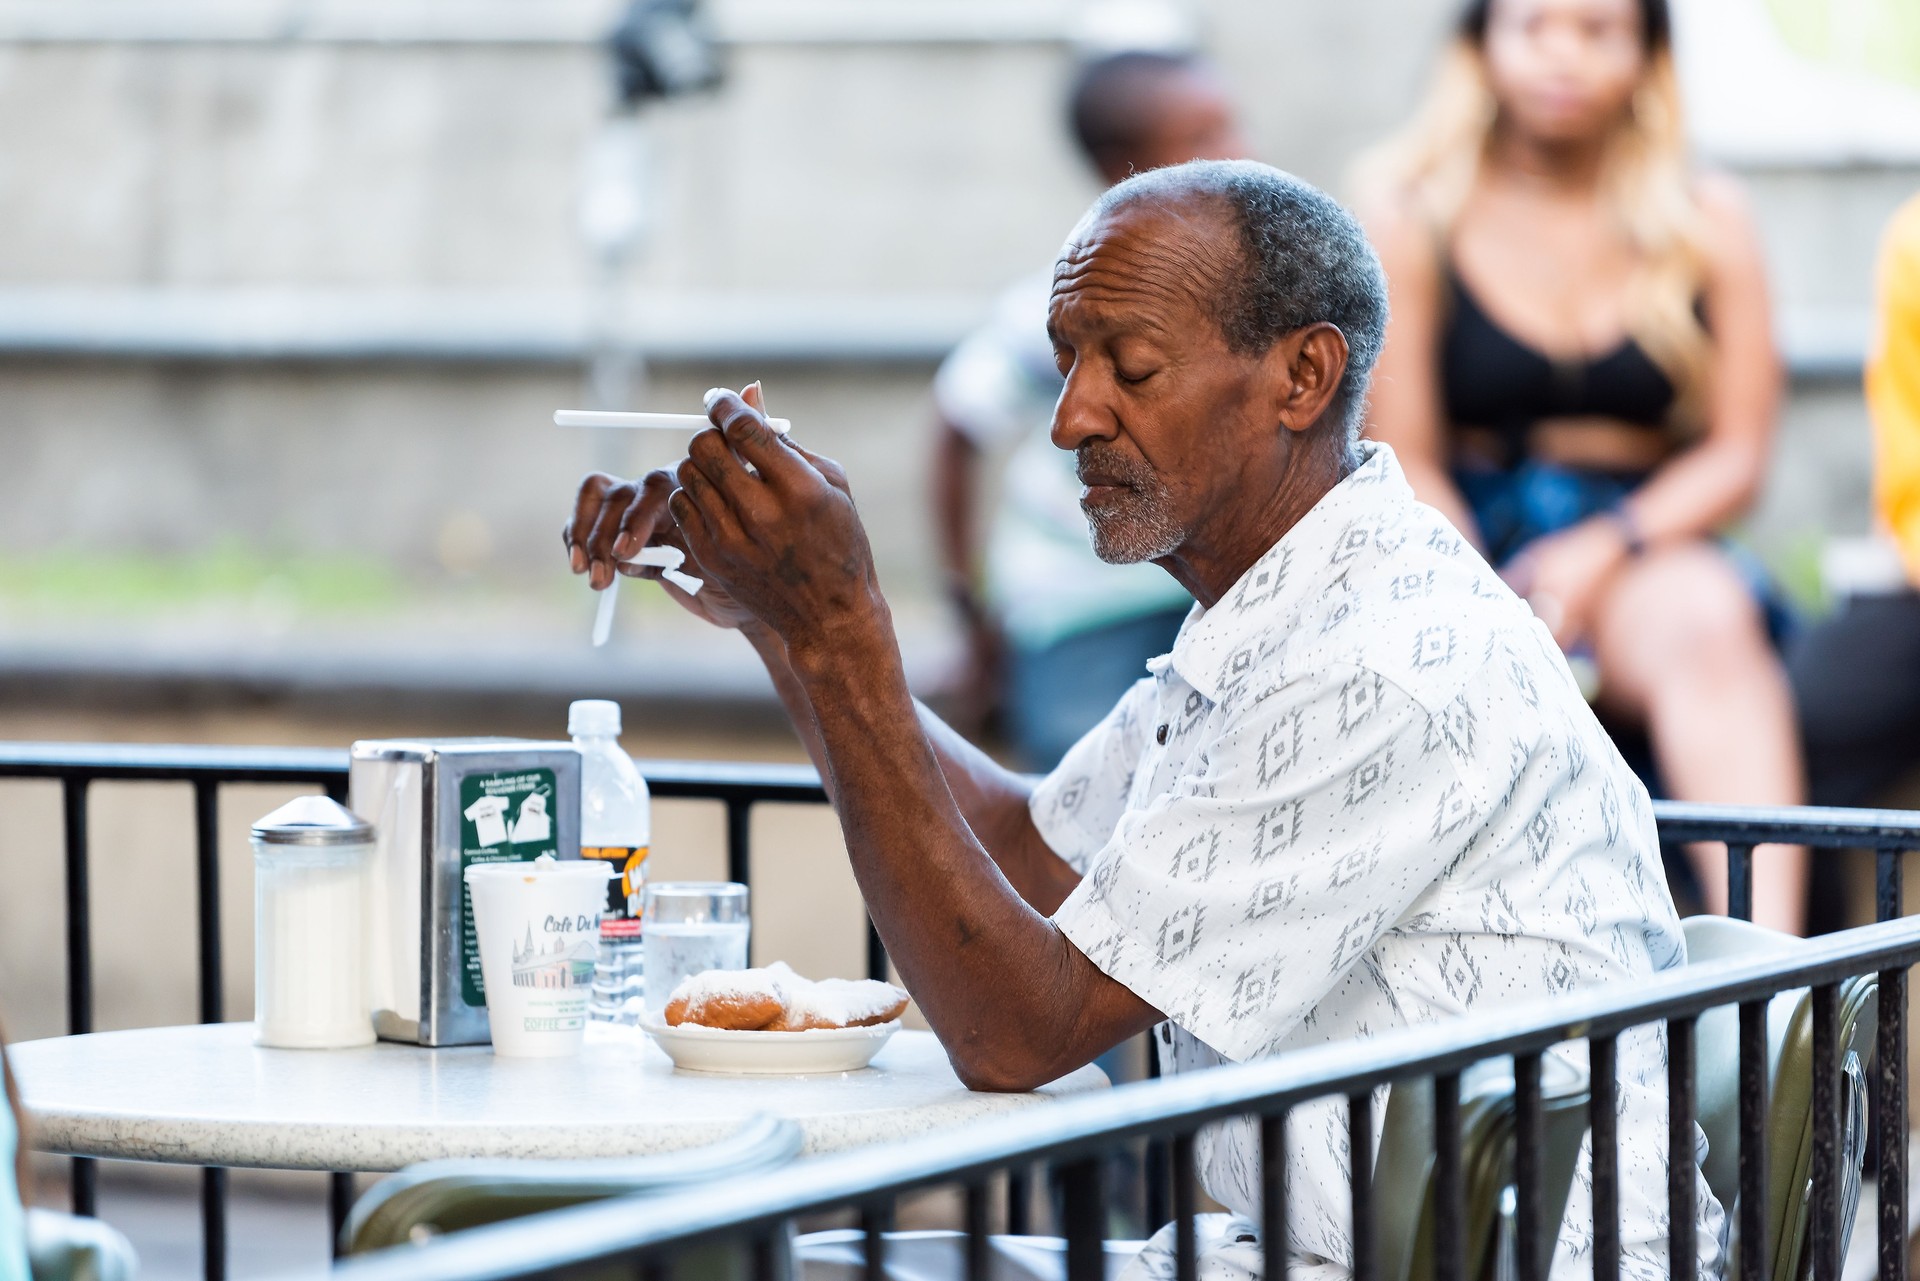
1156,724,1169,745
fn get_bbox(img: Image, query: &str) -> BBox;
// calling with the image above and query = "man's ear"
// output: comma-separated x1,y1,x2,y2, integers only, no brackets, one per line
1266,323,1351,434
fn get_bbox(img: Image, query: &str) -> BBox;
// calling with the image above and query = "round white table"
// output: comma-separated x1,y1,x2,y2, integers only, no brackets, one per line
12,1022,1107,1172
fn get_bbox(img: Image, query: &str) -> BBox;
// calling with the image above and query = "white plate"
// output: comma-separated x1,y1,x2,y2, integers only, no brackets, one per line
640,1020,899,1076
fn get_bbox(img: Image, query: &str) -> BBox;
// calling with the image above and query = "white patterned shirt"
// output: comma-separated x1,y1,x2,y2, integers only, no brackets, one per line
1034,442,1726,1280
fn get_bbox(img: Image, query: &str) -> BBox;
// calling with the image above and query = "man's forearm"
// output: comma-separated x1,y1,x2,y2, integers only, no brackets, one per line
785,617,1146,1085
742,621,1080,912
742,622,835,794
913,712,1081,914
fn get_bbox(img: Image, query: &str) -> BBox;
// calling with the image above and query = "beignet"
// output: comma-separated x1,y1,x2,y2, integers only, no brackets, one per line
663,966,786,1030
664,962,908,1032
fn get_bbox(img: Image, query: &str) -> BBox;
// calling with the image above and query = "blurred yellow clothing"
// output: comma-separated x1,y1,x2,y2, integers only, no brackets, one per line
1870,194,1920,585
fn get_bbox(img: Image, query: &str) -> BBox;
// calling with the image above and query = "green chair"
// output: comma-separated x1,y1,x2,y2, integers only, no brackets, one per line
23,1210,138,1281
342,1113,802,1254
1685,916,1878,1281
1373,1053,1591,1281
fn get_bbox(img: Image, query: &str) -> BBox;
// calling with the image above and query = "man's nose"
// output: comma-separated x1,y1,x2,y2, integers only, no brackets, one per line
1050,371,1117,453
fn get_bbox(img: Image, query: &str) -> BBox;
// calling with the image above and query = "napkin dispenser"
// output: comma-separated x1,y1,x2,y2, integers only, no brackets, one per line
349,738,582,1046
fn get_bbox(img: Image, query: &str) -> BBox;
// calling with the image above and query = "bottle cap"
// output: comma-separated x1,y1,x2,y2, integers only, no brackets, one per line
569,699,622,738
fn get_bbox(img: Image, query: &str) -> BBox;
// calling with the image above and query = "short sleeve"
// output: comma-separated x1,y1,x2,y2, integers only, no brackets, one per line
1028,675,1157,875
1050,664,1484,1063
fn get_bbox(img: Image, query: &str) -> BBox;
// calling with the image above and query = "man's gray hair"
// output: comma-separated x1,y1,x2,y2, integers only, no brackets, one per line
1088,159,1390,447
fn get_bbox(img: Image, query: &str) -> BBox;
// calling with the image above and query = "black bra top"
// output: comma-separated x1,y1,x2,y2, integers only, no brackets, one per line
1439,271,1679,458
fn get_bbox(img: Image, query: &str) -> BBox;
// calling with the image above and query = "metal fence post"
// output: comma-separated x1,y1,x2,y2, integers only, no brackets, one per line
1736,1000,1770,1281
60,776,95,1218
725,798,752,888
1349,1093,1375,1281
1877,962,1909,1281
1260,1110,1289,1281
1514,1054,1545,1281
1589,1036,1620,1281
1809,985,1841,1281
1667,1017,1698,1281
193,780,227,1281
1726,844,1753,923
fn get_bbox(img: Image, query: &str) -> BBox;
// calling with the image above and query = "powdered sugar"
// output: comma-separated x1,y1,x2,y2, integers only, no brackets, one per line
786,976,907,1026
666,961,906,1029
666,963,790,1008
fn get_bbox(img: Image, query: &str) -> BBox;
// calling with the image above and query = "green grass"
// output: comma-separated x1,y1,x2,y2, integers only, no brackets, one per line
1760,528,1832,620
0,542,406,618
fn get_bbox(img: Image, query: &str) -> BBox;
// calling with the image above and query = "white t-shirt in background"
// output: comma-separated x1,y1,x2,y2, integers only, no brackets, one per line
936,273,1192,651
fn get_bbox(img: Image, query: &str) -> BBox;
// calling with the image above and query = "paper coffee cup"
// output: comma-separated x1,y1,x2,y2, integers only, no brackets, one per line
464,855,614,1057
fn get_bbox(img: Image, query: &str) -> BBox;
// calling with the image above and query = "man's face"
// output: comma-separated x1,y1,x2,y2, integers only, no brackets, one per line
1126,71,1249,177
1047,199,1271,566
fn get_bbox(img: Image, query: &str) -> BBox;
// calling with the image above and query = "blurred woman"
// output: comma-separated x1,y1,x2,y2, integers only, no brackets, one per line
1357,0,1807,930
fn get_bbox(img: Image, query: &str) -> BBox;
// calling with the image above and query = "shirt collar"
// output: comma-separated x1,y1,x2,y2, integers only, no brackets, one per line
1163,440,1410,702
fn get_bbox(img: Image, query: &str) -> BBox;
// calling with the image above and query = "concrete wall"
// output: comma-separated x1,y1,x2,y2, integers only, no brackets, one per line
0,2,1911,644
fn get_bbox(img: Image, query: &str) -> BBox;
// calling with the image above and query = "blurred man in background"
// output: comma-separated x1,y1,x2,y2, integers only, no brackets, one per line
931,51,1247,768
1792,193,1920,812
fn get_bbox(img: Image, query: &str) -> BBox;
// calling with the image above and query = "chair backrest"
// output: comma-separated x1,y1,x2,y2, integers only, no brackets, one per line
1374,1054,1590,1281
22,1211,138,1281
344,1114,804,1255
1682,916,1879,1281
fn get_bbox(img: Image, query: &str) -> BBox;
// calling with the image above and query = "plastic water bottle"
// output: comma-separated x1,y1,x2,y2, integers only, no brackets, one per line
570,699,651,1025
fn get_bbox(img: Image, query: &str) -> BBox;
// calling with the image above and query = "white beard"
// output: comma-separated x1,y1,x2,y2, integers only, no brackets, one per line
1085,486,1186,564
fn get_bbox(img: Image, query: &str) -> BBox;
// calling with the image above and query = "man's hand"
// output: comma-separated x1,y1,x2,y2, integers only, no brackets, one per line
669,389,885,660
564,468,763,632
562,388,793,633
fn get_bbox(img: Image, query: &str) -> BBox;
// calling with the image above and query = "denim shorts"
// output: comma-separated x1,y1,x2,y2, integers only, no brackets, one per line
1455,459,1796,649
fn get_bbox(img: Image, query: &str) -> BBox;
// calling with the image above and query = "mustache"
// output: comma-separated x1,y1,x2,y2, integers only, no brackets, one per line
1075,446,1157,489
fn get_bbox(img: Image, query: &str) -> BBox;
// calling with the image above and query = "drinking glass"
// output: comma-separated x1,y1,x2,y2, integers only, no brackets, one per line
642,881,750,1018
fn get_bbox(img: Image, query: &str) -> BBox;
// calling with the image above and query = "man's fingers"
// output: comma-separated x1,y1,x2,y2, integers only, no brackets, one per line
785,439,852,495
686,427,768,522
668,486,717,565
567,472,620,574
675,456,748,550
704,388,809,486
613,471,678,560
583,478,645,590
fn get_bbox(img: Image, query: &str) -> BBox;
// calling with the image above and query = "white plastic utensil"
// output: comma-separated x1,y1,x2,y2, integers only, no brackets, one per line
632,544,705,596
591,546,705,649
591,576,621,648
555,410,791,434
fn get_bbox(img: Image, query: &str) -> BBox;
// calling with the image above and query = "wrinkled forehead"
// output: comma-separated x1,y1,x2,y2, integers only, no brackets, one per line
1049,196,1234,339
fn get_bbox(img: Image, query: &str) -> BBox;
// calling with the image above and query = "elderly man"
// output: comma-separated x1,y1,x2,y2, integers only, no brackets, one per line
565,160,1721,1279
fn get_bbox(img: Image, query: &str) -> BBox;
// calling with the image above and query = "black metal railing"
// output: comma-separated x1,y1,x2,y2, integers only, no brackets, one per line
5,740,1920,1281
0,741,854,1281
326,915,1920,1281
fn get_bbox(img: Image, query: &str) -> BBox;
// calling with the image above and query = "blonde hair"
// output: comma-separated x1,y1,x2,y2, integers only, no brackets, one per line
1353,24,1714,430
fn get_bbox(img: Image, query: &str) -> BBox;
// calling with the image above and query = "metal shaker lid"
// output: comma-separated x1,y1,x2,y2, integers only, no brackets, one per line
250,795,374,847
